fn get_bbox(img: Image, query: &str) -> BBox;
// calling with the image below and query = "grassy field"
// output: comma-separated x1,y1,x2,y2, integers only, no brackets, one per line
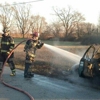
0,37,83,49
14,38,81,46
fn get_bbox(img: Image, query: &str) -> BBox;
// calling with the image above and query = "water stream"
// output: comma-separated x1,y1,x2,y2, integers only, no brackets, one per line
44,44,81,64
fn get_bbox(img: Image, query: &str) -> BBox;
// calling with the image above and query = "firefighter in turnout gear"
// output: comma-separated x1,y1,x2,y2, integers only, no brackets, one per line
0,31,16,76
24,32,44,78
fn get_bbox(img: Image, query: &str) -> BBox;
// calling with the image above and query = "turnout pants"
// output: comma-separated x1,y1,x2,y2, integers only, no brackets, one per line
24,53,34,77
0,53,15,72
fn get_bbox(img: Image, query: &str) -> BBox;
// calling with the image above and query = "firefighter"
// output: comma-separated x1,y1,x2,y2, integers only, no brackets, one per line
24,32,44,78
0,31,16,76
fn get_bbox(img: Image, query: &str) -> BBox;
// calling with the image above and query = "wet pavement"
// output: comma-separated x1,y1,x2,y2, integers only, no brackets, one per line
0,67,100,100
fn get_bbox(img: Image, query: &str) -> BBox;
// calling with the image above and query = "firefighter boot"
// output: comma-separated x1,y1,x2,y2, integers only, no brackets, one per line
24,63,32,78
8,62,16,76
28,72,34,77
10,69,16,76
24,74,32,78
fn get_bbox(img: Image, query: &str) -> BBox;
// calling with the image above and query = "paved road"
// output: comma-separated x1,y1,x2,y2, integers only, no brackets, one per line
0,67,100,100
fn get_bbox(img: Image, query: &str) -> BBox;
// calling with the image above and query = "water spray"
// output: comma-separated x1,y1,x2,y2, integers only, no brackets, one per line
44,44,81,63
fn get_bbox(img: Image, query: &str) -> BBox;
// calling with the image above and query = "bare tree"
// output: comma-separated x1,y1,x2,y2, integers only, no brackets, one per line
0,3,14,33
41,25,55,39
51,20,63,38
85,23,95,35
12,4,32,38
30,15,47,34
52,6,85,38
76,22,96,39
76,23,84,39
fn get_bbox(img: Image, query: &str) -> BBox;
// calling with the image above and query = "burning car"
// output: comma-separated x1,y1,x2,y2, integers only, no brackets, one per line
78,45,100,78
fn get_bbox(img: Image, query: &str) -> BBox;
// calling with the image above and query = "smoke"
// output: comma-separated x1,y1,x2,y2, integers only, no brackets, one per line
67,64,100,88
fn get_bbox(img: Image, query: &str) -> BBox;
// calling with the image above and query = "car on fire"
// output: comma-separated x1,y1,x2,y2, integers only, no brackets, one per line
78,45,100,78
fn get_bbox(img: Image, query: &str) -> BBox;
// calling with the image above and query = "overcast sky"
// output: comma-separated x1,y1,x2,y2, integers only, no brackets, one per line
1,0,100,25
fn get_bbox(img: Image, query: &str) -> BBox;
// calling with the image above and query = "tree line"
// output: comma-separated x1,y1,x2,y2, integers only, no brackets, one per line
0,3,100,44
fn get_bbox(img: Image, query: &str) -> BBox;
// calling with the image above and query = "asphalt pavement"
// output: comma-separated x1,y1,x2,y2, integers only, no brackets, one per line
0,67,100,100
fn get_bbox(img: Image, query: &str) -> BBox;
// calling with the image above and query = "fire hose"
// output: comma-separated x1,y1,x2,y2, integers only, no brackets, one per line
0,39,34,100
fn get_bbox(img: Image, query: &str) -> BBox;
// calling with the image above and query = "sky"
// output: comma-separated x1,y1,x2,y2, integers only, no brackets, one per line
1,0,100,25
